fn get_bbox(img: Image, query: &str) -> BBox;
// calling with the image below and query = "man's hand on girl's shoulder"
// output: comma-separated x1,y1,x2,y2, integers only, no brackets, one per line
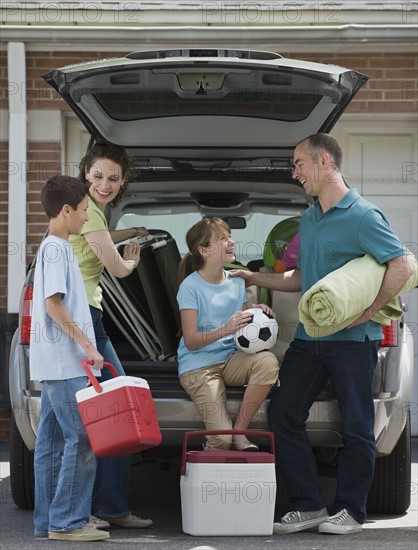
229,269,253,280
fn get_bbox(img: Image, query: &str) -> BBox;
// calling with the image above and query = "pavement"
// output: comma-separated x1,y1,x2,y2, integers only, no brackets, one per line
0,438,417,550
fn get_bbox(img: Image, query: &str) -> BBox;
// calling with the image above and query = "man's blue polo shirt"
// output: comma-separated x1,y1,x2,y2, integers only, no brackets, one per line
295,188,405,342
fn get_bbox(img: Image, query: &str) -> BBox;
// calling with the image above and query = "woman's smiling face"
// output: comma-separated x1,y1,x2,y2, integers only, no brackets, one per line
85,157,125,210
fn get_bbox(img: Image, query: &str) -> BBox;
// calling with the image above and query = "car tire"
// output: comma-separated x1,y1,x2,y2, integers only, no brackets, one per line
9,414,35,510
367,411,411,514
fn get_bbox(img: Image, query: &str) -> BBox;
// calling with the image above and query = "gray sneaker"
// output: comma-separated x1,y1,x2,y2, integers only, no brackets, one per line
273,507,329,533
318,509,362,535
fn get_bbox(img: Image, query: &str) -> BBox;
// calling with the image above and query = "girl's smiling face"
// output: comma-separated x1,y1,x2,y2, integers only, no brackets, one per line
85,157,125,210
203,228,236,265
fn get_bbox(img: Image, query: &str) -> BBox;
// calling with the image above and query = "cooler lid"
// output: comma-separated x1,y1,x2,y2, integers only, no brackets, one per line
76,375,150,402
185,450,275,464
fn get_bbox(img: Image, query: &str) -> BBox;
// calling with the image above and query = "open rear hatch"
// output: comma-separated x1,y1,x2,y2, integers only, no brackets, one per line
43,48,368,162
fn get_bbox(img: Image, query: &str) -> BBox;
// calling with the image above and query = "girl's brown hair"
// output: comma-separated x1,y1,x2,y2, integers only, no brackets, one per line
178,218,230,284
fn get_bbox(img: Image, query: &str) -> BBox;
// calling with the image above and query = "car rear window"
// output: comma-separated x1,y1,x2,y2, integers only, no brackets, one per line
94,90,321,122
116,211,291,266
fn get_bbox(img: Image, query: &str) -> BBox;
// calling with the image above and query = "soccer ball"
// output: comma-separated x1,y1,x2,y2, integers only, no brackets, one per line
234,308,278,354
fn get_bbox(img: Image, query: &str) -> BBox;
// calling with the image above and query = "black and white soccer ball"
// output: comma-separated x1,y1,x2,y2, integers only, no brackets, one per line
234,308,278,354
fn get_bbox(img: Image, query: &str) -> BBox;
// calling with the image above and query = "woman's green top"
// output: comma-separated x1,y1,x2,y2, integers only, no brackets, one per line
69,198,107,310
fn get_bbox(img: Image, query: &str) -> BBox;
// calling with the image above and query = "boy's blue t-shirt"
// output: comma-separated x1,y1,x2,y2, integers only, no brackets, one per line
296,188,406,342
177,271,247,376
29,235,97,381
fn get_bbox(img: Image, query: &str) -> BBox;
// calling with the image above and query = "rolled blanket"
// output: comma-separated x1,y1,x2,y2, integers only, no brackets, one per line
299,251,418,337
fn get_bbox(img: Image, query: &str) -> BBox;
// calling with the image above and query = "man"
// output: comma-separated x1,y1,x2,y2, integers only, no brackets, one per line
231,133,413,535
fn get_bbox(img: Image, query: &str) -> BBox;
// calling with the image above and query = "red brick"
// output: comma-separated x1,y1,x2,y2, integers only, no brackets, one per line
369,79,412,90
387,69,418,79
368,100,418,112
356,90,384,101
370,57,417,69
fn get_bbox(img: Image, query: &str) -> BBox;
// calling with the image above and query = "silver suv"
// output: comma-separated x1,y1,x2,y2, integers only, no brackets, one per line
8,49,414,515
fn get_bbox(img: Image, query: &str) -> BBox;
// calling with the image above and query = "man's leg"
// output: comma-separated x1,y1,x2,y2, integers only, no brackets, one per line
268,340,329,511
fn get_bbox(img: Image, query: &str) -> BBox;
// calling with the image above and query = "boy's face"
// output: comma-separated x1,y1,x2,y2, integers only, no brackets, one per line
67,195,89,235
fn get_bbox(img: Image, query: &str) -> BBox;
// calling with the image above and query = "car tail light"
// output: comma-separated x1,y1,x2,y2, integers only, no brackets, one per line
381,320,398,347
19,283,34,345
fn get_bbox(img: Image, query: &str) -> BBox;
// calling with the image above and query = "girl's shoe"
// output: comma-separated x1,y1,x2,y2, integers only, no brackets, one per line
231,441,259,452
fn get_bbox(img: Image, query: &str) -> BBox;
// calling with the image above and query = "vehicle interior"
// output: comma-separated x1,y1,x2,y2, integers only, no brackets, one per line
102,177,308,371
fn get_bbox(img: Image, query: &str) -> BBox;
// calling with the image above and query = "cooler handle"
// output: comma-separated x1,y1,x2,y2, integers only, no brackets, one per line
81,360,120,394
181,430,275,475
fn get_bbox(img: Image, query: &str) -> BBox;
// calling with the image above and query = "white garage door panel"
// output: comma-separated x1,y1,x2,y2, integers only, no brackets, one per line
332,114,417,197
347,133,415,184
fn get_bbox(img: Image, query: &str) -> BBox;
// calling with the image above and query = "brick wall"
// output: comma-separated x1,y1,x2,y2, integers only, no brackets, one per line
0,50,417,313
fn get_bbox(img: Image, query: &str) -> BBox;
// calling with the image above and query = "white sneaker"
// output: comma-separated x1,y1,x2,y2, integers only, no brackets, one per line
48,525,110,541
273,507,329,533
318,509,362,535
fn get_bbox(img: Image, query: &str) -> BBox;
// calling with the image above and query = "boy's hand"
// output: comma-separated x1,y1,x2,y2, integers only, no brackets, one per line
89,349,104,371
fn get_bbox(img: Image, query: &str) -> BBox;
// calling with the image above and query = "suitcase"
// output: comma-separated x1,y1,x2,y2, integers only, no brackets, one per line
76,360,162,457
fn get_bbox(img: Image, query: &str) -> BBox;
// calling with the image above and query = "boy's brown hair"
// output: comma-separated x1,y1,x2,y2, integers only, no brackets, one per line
41,175,88,219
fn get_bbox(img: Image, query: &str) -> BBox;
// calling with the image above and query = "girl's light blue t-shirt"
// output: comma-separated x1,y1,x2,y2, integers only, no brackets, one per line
177,271,247,376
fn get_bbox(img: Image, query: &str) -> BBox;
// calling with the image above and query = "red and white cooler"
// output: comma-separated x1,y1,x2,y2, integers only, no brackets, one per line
180,430,276,536
76,361,162,457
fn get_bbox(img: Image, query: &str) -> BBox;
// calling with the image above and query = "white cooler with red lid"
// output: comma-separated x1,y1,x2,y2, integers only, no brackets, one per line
180,430,276,536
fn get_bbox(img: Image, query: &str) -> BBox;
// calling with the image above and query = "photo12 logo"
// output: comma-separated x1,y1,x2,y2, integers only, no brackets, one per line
201,2,341,24
201,480,276,503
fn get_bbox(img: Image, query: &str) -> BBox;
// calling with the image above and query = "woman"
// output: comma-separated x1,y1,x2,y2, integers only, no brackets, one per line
177,218,279,451
69,143,152,529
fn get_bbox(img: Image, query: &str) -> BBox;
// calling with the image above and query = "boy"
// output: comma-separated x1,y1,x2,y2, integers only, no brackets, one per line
30,175,109,542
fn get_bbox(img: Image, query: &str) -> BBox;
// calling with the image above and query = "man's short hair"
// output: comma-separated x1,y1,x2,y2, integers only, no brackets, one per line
298,133,343,171
41,175,88,219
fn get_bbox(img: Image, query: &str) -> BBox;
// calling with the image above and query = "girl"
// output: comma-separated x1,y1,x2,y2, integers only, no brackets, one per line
177,218,279,451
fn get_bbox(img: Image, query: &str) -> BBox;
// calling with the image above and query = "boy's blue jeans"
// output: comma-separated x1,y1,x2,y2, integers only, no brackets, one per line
89,306,131,517
34,377,96,536
268,338,379,524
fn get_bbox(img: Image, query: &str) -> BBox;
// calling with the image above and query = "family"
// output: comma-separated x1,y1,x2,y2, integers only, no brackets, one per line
30,135,413,541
